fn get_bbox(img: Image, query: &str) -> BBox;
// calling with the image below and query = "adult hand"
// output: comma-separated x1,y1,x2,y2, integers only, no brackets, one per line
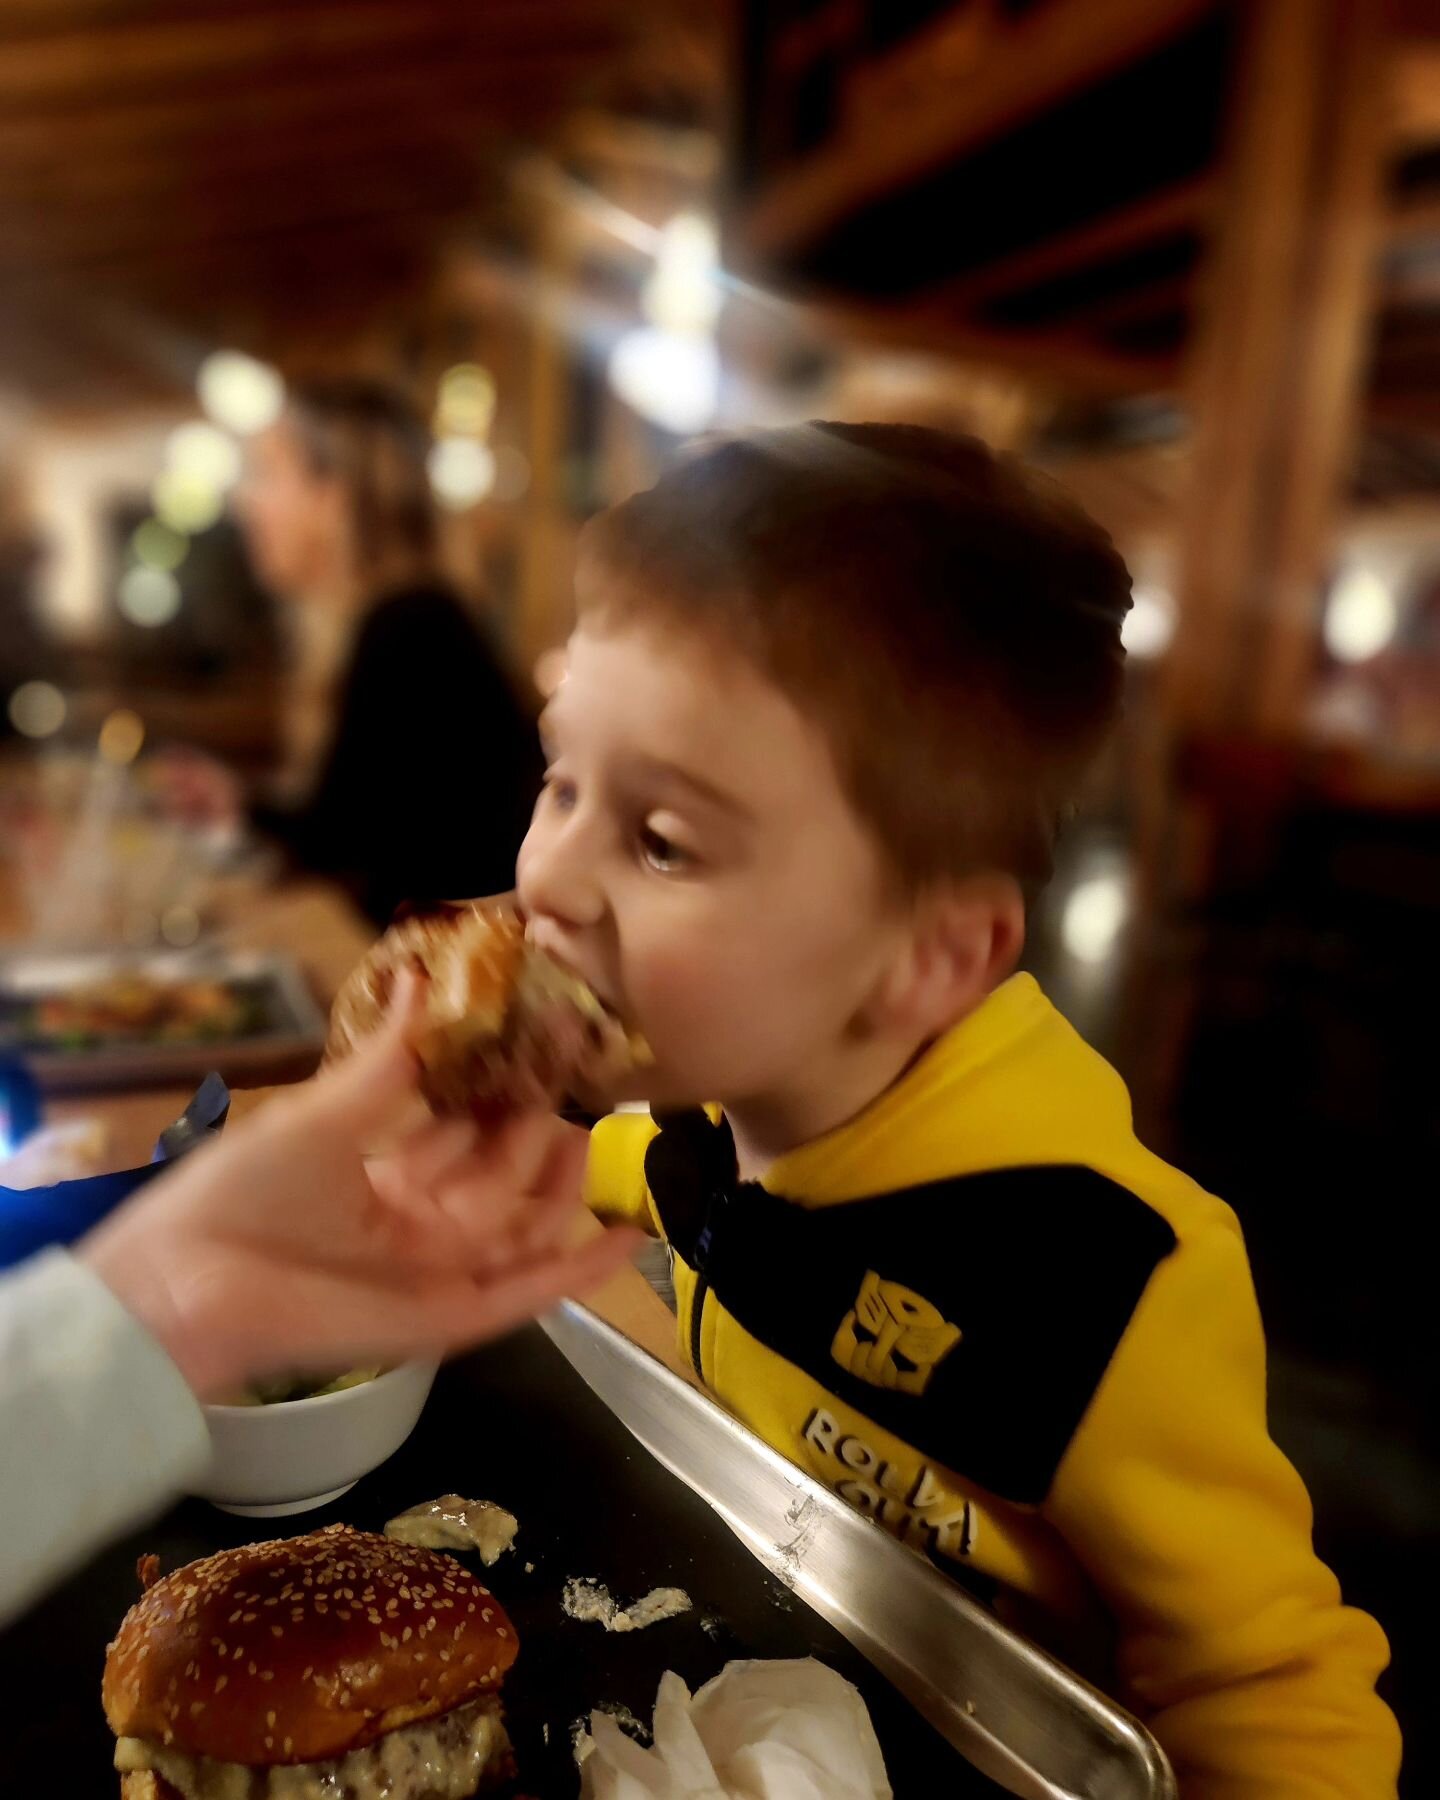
79,973,641,1399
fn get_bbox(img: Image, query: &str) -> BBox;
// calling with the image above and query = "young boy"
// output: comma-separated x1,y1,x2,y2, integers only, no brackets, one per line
516,423,1400,1796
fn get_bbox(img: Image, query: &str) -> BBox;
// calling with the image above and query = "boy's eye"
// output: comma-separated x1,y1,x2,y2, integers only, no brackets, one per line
542,771,578,813
639,822,693,874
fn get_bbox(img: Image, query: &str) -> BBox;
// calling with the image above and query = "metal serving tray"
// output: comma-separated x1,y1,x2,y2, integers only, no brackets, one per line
544,1302,1176,1800
0,946,329,1092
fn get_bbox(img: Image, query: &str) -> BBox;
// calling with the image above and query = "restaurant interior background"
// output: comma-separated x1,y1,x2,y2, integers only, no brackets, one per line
0,0,1436,1783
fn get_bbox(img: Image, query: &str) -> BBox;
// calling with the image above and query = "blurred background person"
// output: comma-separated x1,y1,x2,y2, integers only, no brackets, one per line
164,378,542,925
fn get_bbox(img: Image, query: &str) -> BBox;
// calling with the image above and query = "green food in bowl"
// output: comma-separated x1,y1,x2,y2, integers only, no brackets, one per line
221,1367,385,1406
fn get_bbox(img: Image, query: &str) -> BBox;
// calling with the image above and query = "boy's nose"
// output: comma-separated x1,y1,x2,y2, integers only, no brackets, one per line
517,813,606,932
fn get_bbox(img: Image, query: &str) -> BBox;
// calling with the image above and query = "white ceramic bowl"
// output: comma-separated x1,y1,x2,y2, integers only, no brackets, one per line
193,1361,439,1517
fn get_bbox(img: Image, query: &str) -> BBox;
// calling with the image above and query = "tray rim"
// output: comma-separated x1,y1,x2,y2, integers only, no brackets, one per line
544,1299,1177,1800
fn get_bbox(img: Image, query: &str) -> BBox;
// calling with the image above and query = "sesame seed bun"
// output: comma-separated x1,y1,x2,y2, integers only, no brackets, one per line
326,899,645,1116
103,1525,517,1768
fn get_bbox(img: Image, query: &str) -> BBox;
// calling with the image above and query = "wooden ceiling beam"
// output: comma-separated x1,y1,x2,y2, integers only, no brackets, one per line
0,268,427,403
907,177,1214,315
0,1,625,111
743,0,1217,259
1372,332,1440,376
1169,0,1388,740
1388,190,1440,244
0,0,625,40
1383,261,1440,308
769,2,863,79
0,56,591,171
0,116,493,209
1368,392,1440,431
1031,271,1194,336
814,295,1178,397
3,220,443,374
1,261,448,334
1027,255,1440,342
0,179,471,284
1392,40,1440,149
0,198,475,279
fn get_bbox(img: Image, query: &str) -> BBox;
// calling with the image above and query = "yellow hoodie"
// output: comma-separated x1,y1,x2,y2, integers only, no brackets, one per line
586,974,1400,1798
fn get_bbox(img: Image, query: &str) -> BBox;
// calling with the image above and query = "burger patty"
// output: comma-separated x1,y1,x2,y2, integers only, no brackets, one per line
325,900,646,1120
114,1694,509,1800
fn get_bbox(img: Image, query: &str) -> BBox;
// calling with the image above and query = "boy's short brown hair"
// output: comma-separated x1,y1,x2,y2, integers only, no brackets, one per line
578,422,1132,889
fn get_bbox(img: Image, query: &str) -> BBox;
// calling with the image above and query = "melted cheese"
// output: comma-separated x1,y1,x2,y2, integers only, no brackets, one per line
561,1578,691,1632
384,1495,517,1566
614,1587,691,1632
114,1696,505,1800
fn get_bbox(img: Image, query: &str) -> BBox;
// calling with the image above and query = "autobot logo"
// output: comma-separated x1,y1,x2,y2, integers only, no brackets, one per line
830,1269,961,1396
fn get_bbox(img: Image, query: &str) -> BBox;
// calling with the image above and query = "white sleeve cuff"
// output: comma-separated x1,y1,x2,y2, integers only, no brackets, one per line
0,1248,212,1626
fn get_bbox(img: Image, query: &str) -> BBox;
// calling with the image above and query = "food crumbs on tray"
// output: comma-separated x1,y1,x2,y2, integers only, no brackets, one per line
562,1577,618,1628
561,1577,692,1633
384,1495,518,1565
570,1701,651,1767
595,1702,650,1741
524,1562,535,1574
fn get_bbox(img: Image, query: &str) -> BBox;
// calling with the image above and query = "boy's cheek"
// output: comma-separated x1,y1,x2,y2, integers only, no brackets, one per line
629,945,741,1038
620,970,738,1088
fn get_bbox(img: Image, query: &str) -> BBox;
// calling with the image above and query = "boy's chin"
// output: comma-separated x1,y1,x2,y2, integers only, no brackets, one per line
568,1066,652,1114
570,1062,703,1116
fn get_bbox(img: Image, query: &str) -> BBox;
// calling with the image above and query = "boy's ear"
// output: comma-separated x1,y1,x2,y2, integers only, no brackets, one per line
866,875,1026,1038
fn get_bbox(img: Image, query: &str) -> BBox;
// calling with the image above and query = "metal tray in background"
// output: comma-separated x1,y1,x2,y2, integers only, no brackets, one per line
0,946,328,1092
545,1302,1176,1800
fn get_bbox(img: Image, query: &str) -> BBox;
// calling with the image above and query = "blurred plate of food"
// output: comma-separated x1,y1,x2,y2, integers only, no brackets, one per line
0,947,328,1092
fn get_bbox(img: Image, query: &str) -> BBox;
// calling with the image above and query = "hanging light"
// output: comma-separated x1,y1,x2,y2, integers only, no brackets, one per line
196,349,285,436
119,565,182,628
434,364,497,439
609,212,721,436
98,709,146,766
130,518,188,573
427,438,497,510
1060,873,1129,965
1323,567,1397,664
1121,585,1176,661
642,214,721,335
151,469,224,535
609,328,720,437
165,420,243,491
7,681,66,739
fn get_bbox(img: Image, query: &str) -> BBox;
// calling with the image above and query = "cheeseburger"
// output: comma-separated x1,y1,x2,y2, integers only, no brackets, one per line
104,1525,517,1798
327,900,644,1117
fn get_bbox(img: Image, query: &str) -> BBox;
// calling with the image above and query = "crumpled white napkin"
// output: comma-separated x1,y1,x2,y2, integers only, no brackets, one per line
578,1658,893,1800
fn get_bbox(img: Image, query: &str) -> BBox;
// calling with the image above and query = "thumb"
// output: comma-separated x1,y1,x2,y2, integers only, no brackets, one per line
305,967,428,1136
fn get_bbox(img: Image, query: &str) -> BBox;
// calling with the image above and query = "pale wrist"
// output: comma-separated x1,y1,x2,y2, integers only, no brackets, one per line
79,1227,240,1401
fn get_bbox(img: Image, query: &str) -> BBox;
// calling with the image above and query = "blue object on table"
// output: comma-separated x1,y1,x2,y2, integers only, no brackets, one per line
0,1075,230,1271
0,1059,42,1157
